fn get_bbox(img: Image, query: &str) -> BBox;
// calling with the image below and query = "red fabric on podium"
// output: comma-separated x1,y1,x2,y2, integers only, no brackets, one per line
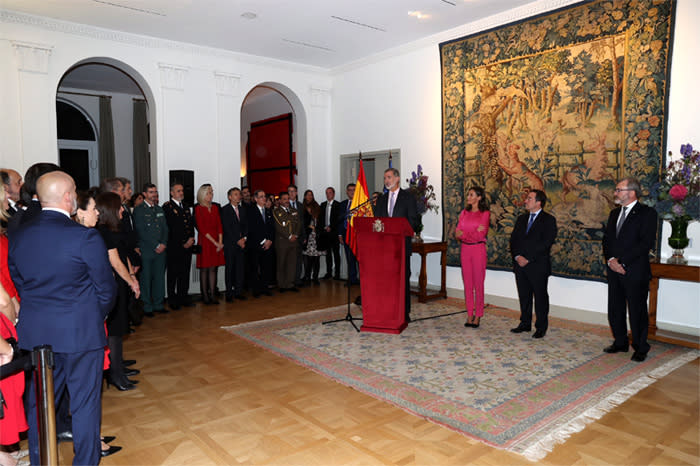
355,217,414,334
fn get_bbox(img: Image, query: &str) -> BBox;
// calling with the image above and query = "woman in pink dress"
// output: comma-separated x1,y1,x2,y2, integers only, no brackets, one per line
454,186,490,328
194,184,225,304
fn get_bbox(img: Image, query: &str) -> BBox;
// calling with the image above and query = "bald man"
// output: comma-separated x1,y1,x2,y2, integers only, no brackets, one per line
9,171,116,466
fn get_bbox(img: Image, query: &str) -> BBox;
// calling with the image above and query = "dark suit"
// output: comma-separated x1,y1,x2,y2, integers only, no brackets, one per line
320,199,342,278
375,188,419,319
602,202,657,354
246,204,275,294
221,202,248,298
121,204,141,268
163,199,194,308
338,199,359,284
9,210,116,466
7,199,41,238
509,210,558,332
289,199,305,285
374,188,419,232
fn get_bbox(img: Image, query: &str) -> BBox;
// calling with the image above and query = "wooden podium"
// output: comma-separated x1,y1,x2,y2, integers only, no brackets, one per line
355,217,414,334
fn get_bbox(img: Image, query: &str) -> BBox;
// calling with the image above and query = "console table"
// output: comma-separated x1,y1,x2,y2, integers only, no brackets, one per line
410,241,447,303
648,258,700,349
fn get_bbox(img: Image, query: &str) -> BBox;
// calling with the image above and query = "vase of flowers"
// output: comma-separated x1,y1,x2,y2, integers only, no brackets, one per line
649,143,700,264
406,164,439,241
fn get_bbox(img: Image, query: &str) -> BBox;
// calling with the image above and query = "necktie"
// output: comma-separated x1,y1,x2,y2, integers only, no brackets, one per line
389,191,396,217
234,205,239,220
526,213,536,233
326,202,331,226
616,206,627,236
260,207,265,223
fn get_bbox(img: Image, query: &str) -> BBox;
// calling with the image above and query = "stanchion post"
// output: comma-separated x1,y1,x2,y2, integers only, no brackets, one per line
32,345,58,466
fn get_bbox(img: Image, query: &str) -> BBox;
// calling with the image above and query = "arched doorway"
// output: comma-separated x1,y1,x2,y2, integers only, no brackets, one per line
56,59,155,192
56,99,98,190
240,83,307,195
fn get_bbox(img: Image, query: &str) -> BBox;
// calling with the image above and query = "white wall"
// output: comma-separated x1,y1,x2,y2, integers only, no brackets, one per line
0,10,332,208
331,0,700,334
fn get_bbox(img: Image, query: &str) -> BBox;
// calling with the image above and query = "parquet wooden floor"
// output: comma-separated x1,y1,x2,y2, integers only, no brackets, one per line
55,280,698,465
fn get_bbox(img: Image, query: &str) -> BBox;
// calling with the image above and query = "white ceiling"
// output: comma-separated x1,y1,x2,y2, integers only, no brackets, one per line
5,0,533,69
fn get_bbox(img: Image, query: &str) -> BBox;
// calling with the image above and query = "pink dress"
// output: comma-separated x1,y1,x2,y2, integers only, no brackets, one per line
456,209,490,317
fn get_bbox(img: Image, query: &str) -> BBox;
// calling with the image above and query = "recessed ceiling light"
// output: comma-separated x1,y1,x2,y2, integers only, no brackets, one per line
408,11,430,20
241,12,257,20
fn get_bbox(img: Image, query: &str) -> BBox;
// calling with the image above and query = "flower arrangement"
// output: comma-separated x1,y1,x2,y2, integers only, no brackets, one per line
649,143,700,221
406,165,439,233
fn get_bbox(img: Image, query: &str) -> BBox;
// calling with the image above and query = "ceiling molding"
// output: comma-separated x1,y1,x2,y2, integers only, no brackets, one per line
0,8,330,76
330,0,582,75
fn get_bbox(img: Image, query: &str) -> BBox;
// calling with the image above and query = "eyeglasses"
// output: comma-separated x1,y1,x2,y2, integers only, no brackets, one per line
614,188,633,192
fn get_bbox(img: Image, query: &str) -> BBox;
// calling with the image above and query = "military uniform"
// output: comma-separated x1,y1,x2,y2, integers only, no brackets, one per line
273,206,302,290
133,202,169,314
162,199,195,309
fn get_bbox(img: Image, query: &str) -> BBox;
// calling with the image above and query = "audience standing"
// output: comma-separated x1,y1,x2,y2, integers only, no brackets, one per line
246,190,274,297
273,192,303,292
162,183,195,310
9,171,116,466
221,187,248,301
319,186,341,280
133,183,169,317
194,184,225,305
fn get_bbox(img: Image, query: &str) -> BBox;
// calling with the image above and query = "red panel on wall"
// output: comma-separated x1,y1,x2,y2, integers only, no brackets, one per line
247,113,293,174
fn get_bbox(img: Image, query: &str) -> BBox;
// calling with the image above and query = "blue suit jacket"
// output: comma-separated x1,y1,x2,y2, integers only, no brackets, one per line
8,210,116,353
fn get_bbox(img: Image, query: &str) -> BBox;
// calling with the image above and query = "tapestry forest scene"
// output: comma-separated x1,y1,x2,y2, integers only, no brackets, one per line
441,0,675,280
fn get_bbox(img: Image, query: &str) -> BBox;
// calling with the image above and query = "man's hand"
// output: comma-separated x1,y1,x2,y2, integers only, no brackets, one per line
155,244,166,254
290,235,298,242
608,258,626,275
263,239,272,250
338,234,344,244
183,237,195,249
515,256,529,267
237,238,246,249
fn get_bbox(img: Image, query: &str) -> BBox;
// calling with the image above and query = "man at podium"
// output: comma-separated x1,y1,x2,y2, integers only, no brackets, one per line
374,168,418,320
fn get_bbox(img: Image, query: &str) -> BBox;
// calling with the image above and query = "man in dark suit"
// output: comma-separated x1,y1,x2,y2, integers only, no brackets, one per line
0,168,22,216
9,171,116,466
7,162,60,237
287,184,306,287
246,189,275,297
273,192,303,292
162,183,195,310
319,186,342,279
221,187,248,301
509,189,558,338
338,183,359,285
602,177,657,362
375,168,419,319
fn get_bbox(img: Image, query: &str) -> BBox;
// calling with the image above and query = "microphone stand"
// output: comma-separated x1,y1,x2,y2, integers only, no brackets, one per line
322,202,368,332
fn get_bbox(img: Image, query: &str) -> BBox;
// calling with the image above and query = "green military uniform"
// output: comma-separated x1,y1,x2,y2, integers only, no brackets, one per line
273,206,303,289
133,202,169,313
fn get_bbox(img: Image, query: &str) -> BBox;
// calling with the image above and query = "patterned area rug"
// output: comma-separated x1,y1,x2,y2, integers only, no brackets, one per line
223,300,698,460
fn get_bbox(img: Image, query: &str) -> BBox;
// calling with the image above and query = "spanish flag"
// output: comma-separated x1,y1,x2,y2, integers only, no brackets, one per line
347,159,374,258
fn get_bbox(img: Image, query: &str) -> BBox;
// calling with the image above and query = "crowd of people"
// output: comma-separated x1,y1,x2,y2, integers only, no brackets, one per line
0,161,657,465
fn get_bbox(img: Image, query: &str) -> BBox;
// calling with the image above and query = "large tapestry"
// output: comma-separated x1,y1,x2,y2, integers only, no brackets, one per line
441,0,675,280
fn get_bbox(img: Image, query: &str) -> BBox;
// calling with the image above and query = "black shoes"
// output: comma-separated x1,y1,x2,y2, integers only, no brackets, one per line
143,312,155,318
603,344,629,353
235,295,247,300
510,325,531,333
101,445,122,457
102,436,116,444
57,431,73,443
532,329,546,339
123,359,136,367
631,351,647,362
154,308,169,314
322,274,332,279
124,368,140,377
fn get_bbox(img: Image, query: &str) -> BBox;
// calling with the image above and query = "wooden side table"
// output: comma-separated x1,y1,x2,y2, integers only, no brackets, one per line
648,258,700,349
410,241,447,303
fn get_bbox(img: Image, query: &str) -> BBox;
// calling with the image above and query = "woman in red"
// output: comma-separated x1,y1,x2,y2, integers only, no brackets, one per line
0,184,28,466
454,186,490,328
194,184,224,304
